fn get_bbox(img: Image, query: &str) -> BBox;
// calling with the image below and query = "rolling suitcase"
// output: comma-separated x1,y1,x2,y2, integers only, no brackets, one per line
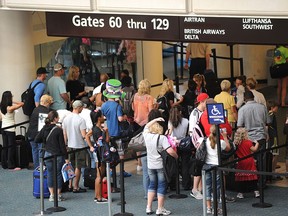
33,166,50,198
102,177,108,199
15,126,30,168
84,168,96,189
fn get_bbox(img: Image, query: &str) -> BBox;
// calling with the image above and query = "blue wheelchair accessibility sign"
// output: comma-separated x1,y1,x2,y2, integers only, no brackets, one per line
207,103,225,125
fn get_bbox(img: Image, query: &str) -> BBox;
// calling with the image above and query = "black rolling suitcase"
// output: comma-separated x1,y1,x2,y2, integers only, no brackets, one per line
84,168,96,189
15,126,30,168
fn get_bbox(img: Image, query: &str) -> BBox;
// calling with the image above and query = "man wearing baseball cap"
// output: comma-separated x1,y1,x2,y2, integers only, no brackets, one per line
27,67,49,108
188,92,209,200
62,100,87,193
47,63,71,110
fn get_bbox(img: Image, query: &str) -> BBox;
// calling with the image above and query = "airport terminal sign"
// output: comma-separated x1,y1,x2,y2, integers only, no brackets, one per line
46,12,179,41
46,12,288,44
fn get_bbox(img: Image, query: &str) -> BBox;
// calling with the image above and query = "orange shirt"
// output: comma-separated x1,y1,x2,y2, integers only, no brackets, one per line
132,93,154,126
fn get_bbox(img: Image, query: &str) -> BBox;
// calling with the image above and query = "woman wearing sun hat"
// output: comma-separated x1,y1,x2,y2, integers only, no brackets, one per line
101,79,131,177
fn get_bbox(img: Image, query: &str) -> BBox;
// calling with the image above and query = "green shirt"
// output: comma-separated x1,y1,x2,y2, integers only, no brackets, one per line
274,46,288,65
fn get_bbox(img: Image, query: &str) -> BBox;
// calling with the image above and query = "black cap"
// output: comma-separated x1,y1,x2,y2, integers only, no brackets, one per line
37,67,49,75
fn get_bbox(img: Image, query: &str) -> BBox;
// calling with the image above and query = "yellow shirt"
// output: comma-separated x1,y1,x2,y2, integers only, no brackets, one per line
214,91,236,123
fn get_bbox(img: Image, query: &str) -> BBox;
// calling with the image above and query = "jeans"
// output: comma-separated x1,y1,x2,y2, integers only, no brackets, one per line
148,168,166,196
141,155,150,198
29,139,42,169
1,131,16,168
44,151,64,189
203,164,220,201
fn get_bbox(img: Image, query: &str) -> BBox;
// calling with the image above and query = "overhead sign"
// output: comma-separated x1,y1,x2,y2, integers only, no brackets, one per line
207,103,225,125
46,12,179,41
46,12,288,44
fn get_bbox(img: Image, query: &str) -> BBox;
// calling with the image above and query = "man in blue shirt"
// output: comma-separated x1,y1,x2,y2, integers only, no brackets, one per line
30,67,49,107
101,79,131,177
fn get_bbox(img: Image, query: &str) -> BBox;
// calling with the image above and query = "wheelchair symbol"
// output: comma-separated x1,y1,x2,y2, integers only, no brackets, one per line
211,105,221,115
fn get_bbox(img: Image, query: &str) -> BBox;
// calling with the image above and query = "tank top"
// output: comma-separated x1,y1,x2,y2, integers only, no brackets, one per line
2,110,15,132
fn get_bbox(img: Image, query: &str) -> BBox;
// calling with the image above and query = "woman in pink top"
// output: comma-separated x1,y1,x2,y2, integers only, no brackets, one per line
132,79,155,128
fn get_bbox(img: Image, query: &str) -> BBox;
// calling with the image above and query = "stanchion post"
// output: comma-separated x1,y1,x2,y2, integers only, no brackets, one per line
114,160,133,216
46,155,66,212
169,158,187,199
252,149,272,208
212,168,217,216
107,162,112,216
33,154,52,215
202,169,207,216
112,166,120,193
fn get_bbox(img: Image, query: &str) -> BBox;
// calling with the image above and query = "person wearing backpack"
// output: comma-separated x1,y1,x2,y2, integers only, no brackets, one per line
143,112,178,215
189,93,209,200
121,75,136,118
22,67,49,116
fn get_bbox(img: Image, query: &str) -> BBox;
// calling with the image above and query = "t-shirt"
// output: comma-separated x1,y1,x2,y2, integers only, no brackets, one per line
143,125,171,169
214,91,236,123
66,80,85,101
132,93,154,126
189,108,203,132
93,83,104,95
168,118,189,140
62,113,86,148
79,108,93,132
205,139,226,165
250,89,266,107
31,79,46,104
101,101,123,137
186,43,211,58
47,76,67,110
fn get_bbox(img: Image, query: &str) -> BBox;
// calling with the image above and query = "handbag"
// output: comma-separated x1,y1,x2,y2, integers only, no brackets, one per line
270,63,288,79
116,104,134,138
128,132,146,152
195,137,207,163
61,163,76,182
100,132,120,168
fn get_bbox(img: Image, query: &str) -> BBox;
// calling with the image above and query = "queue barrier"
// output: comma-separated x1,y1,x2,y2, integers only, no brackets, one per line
202,142,288,216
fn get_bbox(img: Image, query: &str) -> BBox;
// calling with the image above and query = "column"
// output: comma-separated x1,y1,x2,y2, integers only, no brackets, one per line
0,11,35,122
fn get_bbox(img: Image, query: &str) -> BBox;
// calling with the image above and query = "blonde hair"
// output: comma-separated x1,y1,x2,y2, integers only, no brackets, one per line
246,77,257,90
193,74,206,87
209,125,217,149
233,128,248,146
159,79,174,97
67,65,79,81
40,94,53,106
149,122,163,134
138,79,151,96
220,80,231,92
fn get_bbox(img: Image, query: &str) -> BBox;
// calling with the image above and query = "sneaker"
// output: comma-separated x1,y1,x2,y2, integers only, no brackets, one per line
123,171,132,178
146,207,154,215
237,193,244,199
254,190,260,198
95,198,108,204
190,190,203,200
137,165,143,172
156,207,171,216
49,194,54,202
207,207,212,214
58,195,65,201
212,208,223,215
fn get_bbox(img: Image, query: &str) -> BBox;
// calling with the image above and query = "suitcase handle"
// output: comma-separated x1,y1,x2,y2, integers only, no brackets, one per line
20,126,27,136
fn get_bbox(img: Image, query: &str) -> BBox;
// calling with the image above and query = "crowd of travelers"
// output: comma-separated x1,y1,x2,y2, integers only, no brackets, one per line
1,61,288,215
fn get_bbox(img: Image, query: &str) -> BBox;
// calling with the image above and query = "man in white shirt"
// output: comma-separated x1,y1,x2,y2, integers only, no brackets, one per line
62,100,87,193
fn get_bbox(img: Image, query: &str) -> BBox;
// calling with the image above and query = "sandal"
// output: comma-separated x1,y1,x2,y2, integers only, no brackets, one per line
73,187,87,193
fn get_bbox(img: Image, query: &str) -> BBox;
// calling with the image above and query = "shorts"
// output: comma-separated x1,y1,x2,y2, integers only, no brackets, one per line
190,158,204,176
69,148,87,169
111,138,127,157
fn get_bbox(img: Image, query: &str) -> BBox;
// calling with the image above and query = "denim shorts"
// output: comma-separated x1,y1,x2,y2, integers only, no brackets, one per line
202,164,220,201
148,168,167,196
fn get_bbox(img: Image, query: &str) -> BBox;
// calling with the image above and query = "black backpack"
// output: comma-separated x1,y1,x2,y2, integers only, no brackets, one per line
157,95,170,121
21,81,41,116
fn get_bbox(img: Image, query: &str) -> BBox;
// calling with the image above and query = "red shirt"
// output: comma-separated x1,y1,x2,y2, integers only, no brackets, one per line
200,110,232,139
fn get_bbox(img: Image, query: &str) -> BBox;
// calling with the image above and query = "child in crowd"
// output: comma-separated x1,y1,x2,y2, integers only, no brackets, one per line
234,128,260,199
85,109,108,203
267,101,281,181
